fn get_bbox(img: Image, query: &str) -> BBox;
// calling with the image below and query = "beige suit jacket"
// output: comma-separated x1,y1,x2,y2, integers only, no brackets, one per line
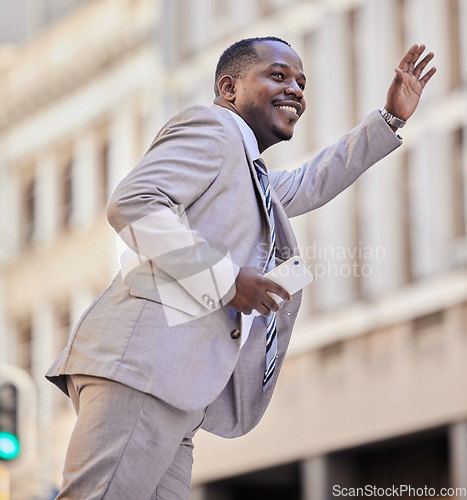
46,104,401,438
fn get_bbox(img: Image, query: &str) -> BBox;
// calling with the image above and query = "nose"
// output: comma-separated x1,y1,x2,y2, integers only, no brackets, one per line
285,81,303,99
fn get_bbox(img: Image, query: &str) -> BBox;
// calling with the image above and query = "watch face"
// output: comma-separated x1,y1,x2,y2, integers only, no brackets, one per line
394,118,406,128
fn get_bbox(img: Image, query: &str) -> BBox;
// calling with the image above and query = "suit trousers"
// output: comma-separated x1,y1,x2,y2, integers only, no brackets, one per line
56,375,206,499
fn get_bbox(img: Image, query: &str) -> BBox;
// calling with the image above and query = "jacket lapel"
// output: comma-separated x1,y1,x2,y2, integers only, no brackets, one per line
211,105,271,227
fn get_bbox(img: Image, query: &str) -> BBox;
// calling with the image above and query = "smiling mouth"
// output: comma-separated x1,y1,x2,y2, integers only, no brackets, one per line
275,104,299,116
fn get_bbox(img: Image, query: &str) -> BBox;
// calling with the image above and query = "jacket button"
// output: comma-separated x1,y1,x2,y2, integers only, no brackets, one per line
230,329,241,340
207,298,216,309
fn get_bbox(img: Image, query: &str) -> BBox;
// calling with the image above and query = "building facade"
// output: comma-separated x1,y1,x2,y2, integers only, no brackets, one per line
0,1,161,497
0,0,465,498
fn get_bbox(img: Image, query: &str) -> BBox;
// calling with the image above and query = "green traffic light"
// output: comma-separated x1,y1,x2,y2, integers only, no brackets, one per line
0,432,20,460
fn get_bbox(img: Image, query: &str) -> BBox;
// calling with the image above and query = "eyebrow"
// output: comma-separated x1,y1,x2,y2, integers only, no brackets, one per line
269,62,306,82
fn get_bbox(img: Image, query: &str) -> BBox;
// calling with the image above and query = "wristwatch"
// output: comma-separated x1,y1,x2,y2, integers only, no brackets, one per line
380,107,407,129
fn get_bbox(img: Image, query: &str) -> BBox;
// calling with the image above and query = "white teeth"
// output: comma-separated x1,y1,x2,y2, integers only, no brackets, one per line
277,105,298,115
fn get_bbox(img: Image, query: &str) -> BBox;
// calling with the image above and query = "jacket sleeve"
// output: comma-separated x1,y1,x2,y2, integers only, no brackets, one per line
106,106,239,311
269,110,402,217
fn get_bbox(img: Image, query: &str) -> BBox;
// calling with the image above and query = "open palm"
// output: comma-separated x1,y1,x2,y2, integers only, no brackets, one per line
385,44,436,121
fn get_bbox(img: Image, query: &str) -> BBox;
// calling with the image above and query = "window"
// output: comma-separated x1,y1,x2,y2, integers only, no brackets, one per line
95,121,111,207
301,29,318,153
98,139,110,207
451,127,465,240
448,0,462,89
214,0,229,18
396,0,407,55
413,311,445,350
348,6,360,125
16,316,32,374
257,0,273,16
204,462,302,499
21,177,36,248
57,147,74,231
55,302,71,355
330,429,449,495
176,0,194,60
400,150,413,282
18,163,37,250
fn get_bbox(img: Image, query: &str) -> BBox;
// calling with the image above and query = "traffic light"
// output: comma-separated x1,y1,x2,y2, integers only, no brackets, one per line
0,383,20,460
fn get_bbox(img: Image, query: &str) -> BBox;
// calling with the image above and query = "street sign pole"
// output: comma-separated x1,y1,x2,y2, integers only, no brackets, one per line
0,463,9,500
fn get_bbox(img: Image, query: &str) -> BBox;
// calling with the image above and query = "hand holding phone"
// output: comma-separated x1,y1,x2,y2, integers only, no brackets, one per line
251,256,314,315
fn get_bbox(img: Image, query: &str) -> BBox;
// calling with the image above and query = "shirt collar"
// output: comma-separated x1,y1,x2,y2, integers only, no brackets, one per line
226,109,261,161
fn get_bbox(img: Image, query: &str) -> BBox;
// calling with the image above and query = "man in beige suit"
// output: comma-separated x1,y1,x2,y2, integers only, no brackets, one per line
47,37,435,498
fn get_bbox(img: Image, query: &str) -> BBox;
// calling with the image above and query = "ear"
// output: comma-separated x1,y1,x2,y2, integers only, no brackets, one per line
217,75,237,102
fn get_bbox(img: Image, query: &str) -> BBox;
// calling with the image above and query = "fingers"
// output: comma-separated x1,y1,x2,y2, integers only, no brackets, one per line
413,51,435,78
399,44,421,73
228,267,293,315
253,278,291,316
396,44,436,89
263,278,291,302
399,44,426,74
419,65,437,88
257,293,283,317
254,304,270,316
264,292,281,313
250,292,281,317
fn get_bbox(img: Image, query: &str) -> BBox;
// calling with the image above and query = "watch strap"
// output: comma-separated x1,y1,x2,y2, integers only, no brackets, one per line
380,107,407,129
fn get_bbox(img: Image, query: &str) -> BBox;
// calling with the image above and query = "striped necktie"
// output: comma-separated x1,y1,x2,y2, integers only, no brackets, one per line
254,158,277,390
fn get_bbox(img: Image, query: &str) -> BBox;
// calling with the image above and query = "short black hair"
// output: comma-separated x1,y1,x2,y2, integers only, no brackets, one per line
214,36,291,97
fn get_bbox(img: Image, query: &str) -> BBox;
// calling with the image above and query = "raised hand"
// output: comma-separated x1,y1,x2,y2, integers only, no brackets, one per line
385,44,436,122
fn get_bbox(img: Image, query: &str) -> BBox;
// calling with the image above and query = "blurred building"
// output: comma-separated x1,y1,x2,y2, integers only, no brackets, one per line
0,0,92,45
0,0,465,499
0,0,161,497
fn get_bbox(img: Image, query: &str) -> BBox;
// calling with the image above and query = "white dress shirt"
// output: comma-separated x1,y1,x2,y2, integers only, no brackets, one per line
226,110,262,347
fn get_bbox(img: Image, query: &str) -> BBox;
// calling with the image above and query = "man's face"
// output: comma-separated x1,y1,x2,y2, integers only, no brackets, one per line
233,41,306,152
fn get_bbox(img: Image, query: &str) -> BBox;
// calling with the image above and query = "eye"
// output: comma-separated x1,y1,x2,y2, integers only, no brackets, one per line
272,72,285,80
298,83,306,91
